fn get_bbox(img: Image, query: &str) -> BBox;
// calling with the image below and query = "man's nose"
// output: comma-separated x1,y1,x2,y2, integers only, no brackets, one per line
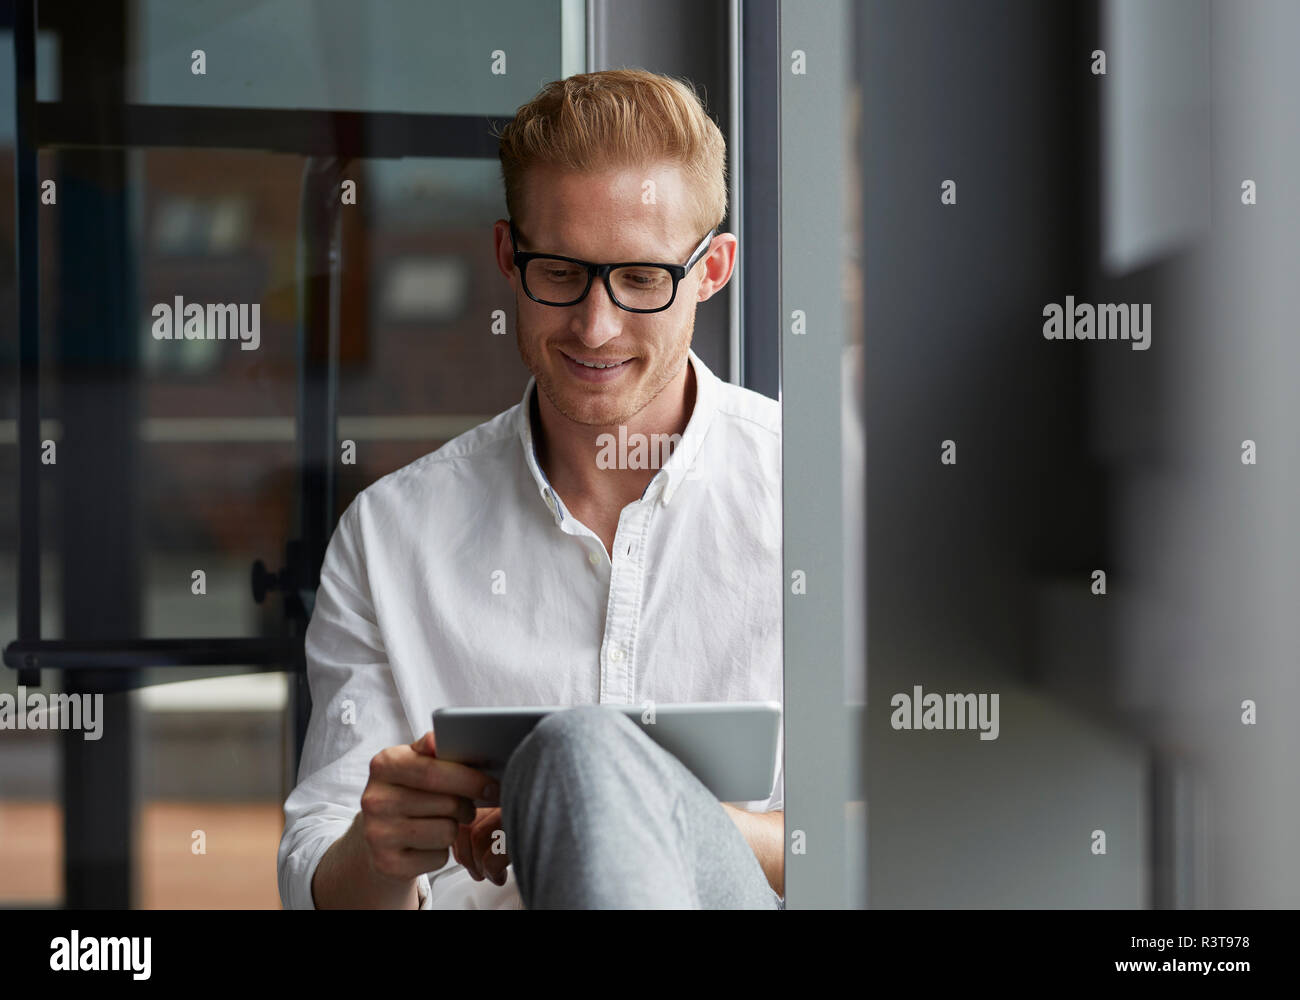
570,277,624,349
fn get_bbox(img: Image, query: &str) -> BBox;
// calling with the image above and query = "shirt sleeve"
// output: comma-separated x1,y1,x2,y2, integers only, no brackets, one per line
277,495,430,909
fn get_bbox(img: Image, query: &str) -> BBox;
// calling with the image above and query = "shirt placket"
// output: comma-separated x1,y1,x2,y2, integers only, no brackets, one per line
599,496,655,705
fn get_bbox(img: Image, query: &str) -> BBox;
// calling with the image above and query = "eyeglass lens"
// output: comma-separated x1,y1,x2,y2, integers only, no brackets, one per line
523,258,675,310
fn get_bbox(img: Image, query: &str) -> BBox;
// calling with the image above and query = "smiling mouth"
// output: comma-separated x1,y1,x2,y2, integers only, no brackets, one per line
561,351,632,370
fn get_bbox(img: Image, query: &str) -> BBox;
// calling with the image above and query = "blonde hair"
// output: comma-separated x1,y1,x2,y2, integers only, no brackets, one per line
496,69,727,236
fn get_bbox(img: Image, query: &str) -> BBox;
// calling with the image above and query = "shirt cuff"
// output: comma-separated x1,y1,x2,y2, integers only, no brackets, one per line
280,833,340,911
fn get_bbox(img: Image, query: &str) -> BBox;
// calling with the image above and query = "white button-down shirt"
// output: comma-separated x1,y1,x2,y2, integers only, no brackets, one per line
277,349,784,909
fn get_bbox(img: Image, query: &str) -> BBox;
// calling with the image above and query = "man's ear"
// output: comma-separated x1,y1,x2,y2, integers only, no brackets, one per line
695,233,738,303
493,219,516,282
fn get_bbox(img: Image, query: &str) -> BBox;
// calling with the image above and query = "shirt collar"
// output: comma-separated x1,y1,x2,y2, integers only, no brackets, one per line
516,348,718,526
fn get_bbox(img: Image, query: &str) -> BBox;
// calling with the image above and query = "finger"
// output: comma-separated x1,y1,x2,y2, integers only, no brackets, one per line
453,821,482,881
370,816,461,854
373,746,497,801
405,816,461,851
410,730,437,757
480,805,511,885
481,838,511,884
451,808,485,874
366,787,476,825
379,847,450,882
470,809,504,880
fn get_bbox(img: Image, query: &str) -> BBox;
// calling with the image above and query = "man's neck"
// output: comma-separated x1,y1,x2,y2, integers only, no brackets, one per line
533,357,696,518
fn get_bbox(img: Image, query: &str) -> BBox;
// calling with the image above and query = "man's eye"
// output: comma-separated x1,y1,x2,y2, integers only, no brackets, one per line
544,266,580,280
622,269,667,286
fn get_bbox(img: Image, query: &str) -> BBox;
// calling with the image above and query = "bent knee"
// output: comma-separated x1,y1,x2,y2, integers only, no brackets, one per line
534,704,638,747
508,705,639,772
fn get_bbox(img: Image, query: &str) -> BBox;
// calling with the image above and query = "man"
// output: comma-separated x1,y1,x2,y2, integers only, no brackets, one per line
277,69,784,909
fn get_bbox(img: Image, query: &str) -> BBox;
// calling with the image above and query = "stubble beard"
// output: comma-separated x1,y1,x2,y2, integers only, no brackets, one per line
516,315,693,430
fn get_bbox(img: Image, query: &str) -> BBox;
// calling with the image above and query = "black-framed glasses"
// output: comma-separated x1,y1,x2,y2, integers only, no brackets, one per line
509,219,716,314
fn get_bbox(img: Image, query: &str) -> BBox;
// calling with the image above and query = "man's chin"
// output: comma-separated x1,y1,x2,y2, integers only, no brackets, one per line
551,396,635,428
541,373,639,425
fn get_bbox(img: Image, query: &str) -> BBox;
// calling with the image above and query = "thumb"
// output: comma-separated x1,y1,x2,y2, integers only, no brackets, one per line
410,730,437,757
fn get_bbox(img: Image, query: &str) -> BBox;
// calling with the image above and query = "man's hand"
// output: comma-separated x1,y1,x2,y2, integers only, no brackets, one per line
353,732,497,891
453,807,511,885
313,730,498,908
359,731,497,882
721,804,785,898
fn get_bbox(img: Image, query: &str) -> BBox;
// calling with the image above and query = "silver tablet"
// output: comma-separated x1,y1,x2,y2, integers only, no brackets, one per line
432,701,781,805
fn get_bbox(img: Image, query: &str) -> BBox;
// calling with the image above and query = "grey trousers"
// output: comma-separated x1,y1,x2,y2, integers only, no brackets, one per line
500,704,782,909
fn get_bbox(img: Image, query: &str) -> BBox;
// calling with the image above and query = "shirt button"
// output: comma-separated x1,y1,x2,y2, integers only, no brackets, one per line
609,647,624,663
588,551,600,566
